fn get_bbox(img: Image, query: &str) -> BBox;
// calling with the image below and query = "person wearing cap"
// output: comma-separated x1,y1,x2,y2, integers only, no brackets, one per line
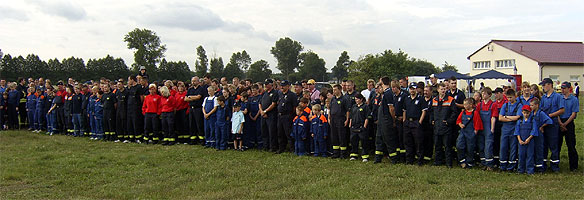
391,80,407,162
558,81,579,171
491,87,507,167
429,74,439,97
307,79,320,105
293,81,303,103
348,93,370,162
138,66,148,80
259,79,279,152
142,84,162,144
429,82,457,168
374,77,398,164
276,80,297,153
515,104,539,174
402,83,427,165
539,78,565,172
498,89,522,171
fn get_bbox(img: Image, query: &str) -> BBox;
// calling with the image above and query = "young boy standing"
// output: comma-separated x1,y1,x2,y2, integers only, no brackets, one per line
215,96,228,150
202,86,218,148
291,107,309,156
477,87,498,170
515,105,538,174
430,83,457,167
558,82,579,171
498,89,522,171
349,94,370,162
529,98,552,172
311,104,328,157
232,103,245,151
456,98,483,168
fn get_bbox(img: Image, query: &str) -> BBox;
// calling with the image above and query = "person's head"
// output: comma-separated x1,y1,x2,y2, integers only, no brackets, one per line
232,77,240,86
325,98,331,107
307,79,316,90
240,92,249,102
521,81,531,96
233,103,241,112
251,84,259,95
449,77,457,90
494,87,504,100
222,86,231,98
366,79,375,90
217,96,226,106
299,97,309,108
159,86,170,97
463,98,475,111
128,76,137,85
437,83,447,96
0,79,6,87
416,82,425,94
116,81,124,91
294,82,303,93
333,84,342,96
203,74,211,85
302,91,311,99
391,80,400,94
561,82,572,95
399,78,408,88
539,78,553,93
295,106,303,116
319,91,327,102
74,86,81,94
264,79,274,91
220,77,228,86
139,66,146,74
164,80,173,89
408,83,417,96
506,89,516,102
424,86,432,97
530,97,540,111
341,80,348,92
521,105,532,119
140,76,149,86
530,84,540,97
429,74,437,85
481,87,492,100
18,77,25,85
177,81,186,92
312,104,322,114
228,84,237,95
148,84,157,95
102,83,111,93
96,90,104,99
207,86,216,96
66,85,73,94
355,93,365,105
346,80,355,92
27,87,35,94
381,76,390,87
473,91,482,102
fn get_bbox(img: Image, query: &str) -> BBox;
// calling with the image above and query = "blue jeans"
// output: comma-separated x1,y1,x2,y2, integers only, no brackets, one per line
46,112,57,133
72,114,82,136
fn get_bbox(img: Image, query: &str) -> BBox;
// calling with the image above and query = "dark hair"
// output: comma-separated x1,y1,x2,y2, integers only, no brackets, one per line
530,97,540,105
333,84,342,90
381,76,390,85
417,81,425,89
505,89,516,96
438,83,446,88
449,76,457,82
217,96,225,102
355,93,365,100
299,97,309,104
129,76,137,82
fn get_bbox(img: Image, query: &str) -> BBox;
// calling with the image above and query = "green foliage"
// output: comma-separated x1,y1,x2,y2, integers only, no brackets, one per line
297,51,327,82
223,50,251,80
441,61,458,72
86,55,130,81
332,51,350,82
209,57,224,79
158,59,193,82
123,28,167,80
195,45,208,76
247,60,272,82
270,37,303,79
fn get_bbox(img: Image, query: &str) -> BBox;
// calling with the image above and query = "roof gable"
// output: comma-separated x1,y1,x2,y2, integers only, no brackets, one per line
468,40,584,64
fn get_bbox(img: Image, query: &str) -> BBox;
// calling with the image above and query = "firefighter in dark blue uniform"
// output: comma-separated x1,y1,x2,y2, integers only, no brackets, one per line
330,84,350,159
259,79,279,152
276,80,297,153
374,77,398,164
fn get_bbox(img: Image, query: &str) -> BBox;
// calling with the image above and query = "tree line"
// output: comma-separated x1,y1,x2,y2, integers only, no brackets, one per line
0,28,457,84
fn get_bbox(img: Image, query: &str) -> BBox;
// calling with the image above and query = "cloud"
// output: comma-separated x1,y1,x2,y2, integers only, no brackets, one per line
290,29,325,45
28,0,87,21
0,6,28,21
140,4,273,41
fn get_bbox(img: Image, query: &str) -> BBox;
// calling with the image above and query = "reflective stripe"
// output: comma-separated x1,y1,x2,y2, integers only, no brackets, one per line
500,161,508,164
399,149,406,153
480,158,486,161
508,161,517,164
143,137,149,140
198,136,204,139
389,153,398,157
375,151,384,155
485,159,493,162
535,164,543,167
169,138,175,142
153,137,159,141
350,153,359,157
190,136,197,140
332,146,340,150
362,155,370,159
129,135,134,138
163,138,169,141
423,157,431,161
493,156,499,159
459,159,466,163
551,160,560,163
20,99,27,103
340,146,347,151
117,135,123,138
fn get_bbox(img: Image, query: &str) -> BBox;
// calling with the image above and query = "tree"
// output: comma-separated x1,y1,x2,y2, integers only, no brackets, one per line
47,58,65,81
410,59,440,76
297,51,327,82
87,55,130,81
195,45,208,76
123,28,167,80
332,51,350,82
159,59,192,81
441,61,458,72
0,54,19,80
209,57,224,78
223,52,246,80
270,37,303,79
61,57,86,81
247,60,272,82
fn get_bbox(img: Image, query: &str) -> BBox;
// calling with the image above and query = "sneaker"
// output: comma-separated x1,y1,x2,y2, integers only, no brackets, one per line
362,159,369,163
114,140,120,143
350,157,357,161
136,140,142,144
49,133,53,136
123,140,130,143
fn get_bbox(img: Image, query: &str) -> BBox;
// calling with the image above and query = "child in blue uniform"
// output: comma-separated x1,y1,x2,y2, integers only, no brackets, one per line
498,89,522,171
202,86,218,148
311,104,328,157
456,98,483,168
35,88,48,133
291,107,309,156
47,89,58,135
515,105,538,174
528,98,552,172
215,96,228,150
26,87,37,131
0,92,6,130
93,91,104,140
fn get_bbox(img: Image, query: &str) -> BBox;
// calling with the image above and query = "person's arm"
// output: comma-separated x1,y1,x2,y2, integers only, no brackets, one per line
474,109,483,132
419,110,426,125
349,118,352,128
549,96,565,118
364,118,369,129
456,111,464,128
402,109,406,122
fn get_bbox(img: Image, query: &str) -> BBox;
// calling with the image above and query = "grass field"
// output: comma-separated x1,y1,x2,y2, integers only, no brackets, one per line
1,100,583,199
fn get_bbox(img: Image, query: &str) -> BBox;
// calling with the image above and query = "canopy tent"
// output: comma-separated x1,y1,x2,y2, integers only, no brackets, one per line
434,70,473,80
472,70,514,80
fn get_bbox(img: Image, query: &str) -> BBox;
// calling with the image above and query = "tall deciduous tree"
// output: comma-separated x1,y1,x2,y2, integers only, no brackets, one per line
247,60,272,82
123,28,166,80
332,51,350,82
270,37,303,79
298,51,327,82
441,61,458,72
209,57,224,79
195,45,208,76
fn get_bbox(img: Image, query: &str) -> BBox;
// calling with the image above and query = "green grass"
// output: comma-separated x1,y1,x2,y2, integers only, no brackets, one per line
1,98,583,199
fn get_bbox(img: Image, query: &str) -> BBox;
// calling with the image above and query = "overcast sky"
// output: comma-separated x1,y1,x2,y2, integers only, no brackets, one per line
1,0,582,75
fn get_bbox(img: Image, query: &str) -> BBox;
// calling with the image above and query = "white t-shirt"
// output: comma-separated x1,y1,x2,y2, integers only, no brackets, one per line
231,111,245,134
202,96,218,108
361,89,372,102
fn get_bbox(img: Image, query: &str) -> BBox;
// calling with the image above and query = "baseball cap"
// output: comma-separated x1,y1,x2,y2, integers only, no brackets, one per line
139,66,146,70
429,74,436,78
409,82,417,89
264,79,274,84
293,81,302,86
522,105,532,112
307,79,316,85
539,78,553,85
281,80,290,86
561,81,571,88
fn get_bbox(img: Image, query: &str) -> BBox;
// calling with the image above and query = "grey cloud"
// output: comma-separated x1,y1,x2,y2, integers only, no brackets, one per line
28,0,87,21
0,6,28,21
141,4,273,41
290,29,325,45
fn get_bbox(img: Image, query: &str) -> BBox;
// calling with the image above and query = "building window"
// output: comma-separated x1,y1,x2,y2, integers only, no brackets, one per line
570,75,580,82
549,75,559,82
495,59,515,69
473,61,491,69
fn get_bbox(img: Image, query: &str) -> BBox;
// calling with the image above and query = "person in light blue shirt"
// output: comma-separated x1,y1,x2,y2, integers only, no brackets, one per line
558,82,579,171
231,103,245,151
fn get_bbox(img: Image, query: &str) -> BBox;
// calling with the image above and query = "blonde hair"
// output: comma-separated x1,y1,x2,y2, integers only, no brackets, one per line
159,86,170,97
312,104,322,111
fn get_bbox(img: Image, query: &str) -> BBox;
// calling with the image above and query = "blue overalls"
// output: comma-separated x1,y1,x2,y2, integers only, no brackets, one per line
499,101,521,171
515,115,538,174
26,93,37,129
47,96,58,134
291,116,309,156
532,110,553,172
478,101,494,167
456,111,476,167
88,95,97,138
215,105,228,150
35,93,47,131
248,95,262,149
94,98,104,140
203,97,216,147
540,92,565,172
311,114,328,157
518,95,533,106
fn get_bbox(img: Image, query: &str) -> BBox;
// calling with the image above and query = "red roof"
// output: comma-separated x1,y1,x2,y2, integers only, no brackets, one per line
468,40,584,64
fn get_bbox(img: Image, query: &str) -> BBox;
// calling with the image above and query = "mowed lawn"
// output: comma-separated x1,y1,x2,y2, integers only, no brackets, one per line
1,100,583,199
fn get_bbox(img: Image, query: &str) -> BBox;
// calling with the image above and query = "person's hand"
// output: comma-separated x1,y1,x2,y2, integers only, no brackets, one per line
491,128,495,133
432,121,435,125
539,127,544,134
15,107,18,111
459,124,465,129
474,130,478,135
418,120,423,124
311,134,314,137
344,120,349,127
560,126,568,132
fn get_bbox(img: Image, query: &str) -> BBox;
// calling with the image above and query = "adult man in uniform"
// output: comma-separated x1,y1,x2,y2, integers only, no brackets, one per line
186,76,207,145
126,76,143,143
539,78,565,172
259,79,279,152
115,81,129,143
102,84,117,141
374,77,398,164
276,80,297,153
330,84,350,158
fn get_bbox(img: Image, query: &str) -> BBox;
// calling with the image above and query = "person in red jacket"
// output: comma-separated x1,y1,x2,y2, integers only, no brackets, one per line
160,86,177,145
174,81,190,144
142,84,162,144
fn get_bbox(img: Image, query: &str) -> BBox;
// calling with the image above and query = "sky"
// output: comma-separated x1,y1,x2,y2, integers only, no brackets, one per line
1,0,582,75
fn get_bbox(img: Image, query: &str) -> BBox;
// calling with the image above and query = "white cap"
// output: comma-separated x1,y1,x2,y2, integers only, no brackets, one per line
429,74,436,78
502,82,512,87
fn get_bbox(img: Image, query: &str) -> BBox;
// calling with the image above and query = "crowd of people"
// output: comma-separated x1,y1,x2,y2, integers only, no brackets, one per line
0,71,580,174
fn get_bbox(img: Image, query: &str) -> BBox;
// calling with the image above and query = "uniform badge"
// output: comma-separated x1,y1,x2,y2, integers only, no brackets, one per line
415,100,419,105
359,108,363,111
337,101,341,104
